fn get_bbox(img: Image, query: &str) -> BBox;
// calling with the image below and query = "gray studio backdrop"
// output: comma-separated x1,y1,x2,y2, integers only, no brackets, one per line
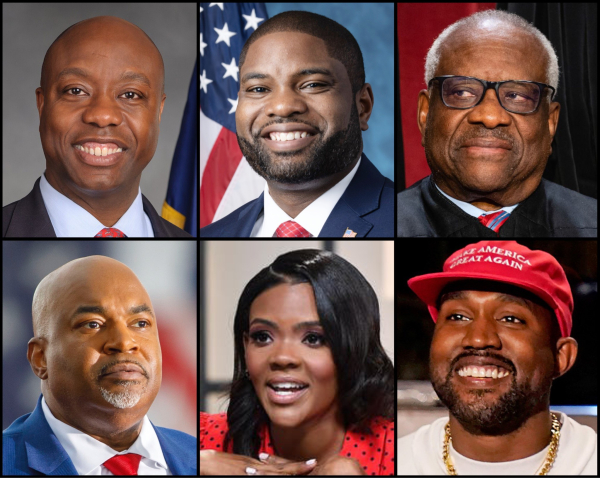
2,3,196,212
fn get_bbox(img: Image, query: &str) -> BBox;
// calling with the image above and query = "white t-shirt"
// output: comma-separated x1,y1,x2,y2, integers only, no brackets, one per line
397,412,597,475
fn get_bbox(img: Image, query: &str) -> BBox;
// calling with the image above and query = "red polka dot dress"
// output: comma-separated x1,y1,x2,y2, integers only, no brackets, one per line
201,412,395,475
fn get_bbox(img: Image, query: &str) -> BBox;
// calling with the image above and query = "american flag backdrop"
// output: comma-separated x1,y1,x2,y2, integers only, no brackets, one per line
200,2,268,228
2,241,197,437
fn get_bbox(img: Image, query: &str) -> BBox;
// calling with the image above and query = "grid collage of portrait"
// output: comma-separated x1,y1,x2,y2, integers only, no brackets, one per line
2,2,596,477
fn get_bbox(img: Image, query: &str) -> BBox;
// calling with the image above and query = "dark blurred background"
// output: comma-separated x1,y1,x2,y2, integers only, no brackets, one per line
396,239,597,407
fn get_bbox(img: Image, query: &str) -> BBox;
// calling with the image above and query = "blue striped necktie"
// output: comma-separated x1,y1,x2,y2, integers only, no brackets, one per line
478,210,510,232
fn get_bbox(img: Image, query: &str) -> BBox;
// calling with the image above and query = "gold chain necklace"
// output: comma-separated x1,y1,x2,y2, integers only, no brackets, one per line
443,413,561,475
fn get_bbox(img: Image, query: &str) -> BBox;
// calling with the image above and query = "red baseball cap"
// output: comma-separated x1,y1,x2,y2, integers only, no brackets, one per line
407,241,573,337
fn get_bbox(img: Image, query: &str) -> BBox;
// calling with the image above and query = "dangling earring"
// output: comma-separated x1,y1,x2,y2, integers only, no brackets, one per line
244,369,250,379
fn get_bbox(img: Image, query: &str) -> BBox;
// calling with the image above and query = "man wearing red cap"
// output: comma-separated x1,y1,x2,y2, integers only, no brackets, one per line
397,240,597,475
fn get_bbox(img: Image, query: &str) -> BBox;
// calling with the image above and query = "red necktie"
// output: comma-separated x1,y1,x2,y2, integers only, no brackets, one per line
274,221,312,237
95,227,127,238
103,453,142,475
478,210,510,233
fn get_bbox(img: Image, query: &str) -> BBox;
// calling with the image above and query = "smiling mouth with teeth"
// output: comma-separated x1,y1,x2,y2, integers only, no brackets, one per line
268,131,312,142
268,382,308,395
457,365,512,379
74,144,123,157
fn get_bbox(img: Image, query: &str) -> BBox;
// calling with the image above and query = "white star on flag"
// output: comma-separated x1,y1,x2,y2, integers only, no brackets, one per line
227,97,238,114
200,69,213,94
214,23,236,47
242,9,265,31
209,3,224,10
200,33,207,57
221,57,239,82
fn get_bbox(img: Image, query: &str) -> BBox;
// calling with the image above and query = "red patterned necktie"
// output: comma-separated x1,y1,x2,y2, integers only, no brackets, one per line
95,227,127,238
478,210,510,233
102,453,142,476
274,220,312,238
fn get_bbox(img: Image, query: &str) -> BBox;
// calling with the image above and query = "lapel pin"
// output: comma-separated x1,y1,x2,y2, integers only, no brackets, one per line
343,228,357,237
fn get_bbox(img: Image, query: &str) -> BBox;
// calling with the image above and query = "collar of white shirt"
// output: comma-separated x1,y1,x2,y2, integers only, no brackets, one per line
41,396,170,475
39,173,154,237
252,157,362,237
434,182,519,218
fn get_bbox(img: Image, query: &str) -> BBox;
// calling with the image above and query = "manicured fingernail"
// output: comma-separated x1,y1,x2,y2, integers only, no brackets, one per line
246,466,257,475
306,459,316,465
259,452,269,461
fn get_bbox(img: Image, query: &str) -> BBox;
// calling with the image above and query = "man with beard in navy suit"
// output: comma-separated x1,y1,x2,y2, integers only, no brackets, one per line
201,11,394,238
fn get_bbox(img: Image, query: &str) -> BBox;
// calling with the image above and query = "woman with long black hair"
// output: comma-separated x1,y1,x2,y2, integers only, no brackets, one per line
201,249,395,475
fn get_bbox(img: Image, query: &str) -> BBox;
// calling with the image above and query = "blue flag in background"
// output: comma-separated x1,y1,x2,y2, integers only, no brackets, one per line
162,62,198,236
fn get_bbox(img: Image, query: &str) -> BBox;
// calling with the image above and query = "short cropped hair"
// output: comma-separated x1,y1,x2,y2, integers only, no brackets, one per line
225,249,394,457
425,10,559,95
239,11,366,95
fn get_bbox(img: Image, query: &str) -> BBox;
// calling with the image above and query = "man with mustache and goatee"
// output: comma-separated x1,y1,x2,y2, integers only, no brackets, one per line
2,256,196,475
397,241,597,475
200,11,394,238
396,10,596,237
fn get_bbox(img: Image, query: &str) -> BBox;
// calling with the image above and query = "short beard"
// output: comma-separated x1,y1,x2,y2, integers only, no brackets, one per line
238,104,362,184
99,382,145,409
431,360,553,435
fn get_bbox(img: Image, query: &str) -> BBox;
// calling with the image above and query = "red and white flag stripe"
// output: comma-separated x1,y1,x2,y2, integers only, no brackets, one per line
200,108,264,227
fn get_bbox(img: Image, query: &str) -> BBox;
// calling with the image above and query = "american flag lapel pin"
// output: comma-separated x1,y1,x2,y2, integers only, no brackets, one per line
343,228,357,238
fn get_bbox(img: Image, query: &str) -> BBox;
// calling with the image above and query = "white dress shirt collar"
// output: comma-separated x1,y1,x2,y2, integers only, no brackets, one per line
252,157,361,237
39,173,154,237
434,182,519,218
41,396,170,475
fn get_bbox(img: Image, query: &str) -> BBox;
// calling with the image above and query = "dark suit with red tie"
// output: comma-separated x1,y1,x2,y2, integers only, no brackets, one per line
200,154,394,238
2,178,192,238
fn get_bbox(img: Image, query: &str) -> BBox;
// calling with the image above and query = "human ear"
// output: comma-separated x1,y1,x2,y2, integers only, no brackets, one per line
356,83,374,131
547,101,560,140
27,337,49,380
553,336,577,378
158,94,166,122
35,87,45,121
417,89,430,147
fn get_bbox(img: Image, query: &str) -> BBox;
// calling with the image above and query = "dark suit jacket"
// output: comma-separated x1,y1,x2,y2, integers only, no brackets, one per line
2,395,197,476
396,175,597,237
200,154,394,237
2,178,192,238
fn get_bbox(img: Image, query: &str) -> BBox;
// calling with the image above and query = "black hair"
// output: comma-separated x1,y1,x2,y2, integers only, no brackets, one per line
225,249,394,457
239,11,366,95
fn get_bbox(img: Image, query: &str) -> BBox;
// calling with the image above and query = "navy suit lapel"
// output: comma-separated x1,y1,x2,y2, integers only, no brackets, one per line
320,154,382,237
23,396,78,476
222,193,265,237
320,204,374,237
153,425,196,475
142,194,169,237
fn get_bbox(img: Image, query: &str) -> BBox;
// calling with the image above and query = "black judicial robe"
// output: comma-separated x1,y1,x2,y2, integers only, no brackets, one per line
396,175,597,237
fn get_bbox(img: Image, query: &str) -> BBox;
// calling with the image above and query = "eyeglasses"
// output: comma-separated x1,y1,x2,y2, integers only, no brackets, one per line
428,75,556,114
